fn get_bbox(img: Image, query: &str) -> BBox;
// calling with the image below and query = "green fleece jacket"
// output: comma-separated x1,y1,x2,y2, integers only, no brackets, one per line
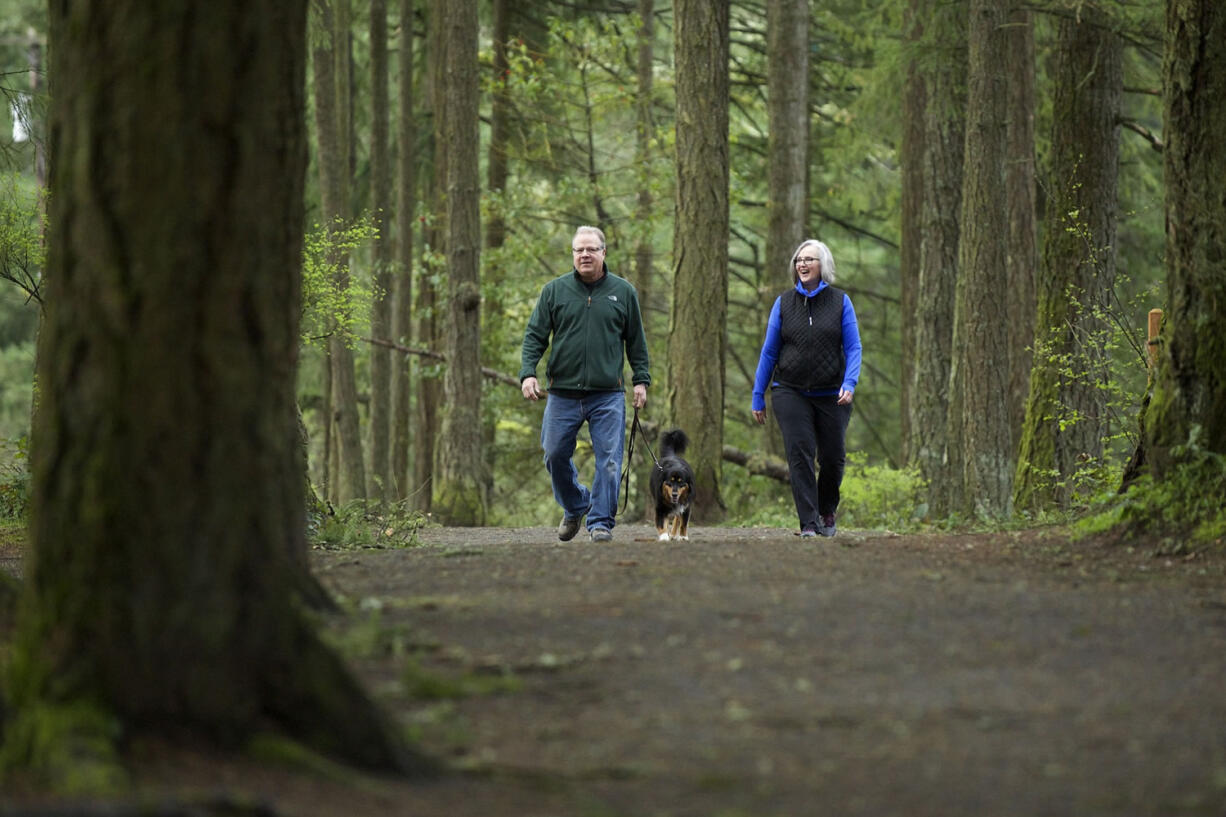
519,267,651,392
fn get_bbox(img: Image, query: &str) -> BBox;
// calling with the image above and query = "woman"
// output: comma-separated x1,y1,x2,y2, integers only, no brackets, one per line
751,239,862,537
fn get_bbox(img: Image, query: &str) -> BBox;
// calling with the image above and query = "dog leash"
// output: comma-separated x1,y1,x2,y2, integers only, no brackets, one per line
618,407,661,516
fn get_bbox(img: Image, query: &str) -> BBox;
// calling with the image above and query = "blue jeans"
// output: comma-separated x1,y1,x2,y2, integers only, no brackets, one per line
541,390,626,532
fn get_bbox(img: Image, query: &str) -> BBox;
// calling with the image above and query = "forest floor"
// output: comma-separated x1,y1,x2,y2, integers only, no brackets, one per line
3,522,1226,816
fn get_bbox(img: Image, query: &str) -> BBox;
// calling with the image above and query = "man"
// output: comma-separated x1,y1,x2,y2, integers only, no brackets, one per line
520,225,651,542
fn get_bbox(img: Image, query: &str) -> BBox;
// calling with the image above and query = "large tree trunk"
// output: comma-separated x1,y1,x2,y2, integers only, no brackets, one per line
12,0,415,774
1014,7,1121,510
1004,6,1037,453
947,0,1012,518
1135,0,1226,475
906,0,965,516
391,0,417,499
367,0,393,503
670,0,730,522
633,0,656,332
431,0,486,524
312,0,366,502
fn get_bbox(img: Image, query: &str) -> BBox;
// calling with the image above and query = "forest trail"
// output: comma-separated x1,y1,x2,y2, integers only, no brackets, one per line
7,523,1226,816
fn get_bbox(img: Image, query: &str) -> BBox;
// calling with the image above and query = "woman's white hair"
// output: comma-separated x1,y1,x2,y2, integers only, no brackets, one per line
789,239,836,285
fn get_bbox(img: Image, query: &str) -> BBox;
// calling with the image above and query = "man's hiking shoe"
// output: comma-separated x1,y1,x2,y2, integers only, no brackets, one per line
558,516,582,542
799,529,818,539
590,527,613,543
819,514,837,537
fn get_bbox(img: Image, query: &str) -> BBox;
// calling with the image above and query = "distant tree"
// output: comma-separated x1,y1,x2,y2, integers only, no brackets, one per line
431,0,486,524
946,0,1011,518
311,0,366,502
390,0,417,499
899,0,924,462
905,0,965,515
1134,0,1226,475
7,0,415,777
670,0,730,522
633,0,656,329
1015,6,1121,510
368,0,393,503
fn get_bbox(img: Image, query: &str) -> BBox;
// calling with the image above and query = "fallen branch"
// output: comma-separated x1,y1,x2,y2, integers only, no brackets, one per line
722,445,790,483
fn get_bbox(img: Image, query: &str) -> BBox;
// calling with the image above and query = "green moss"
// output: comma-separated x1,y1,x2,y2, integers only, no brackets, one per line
0,699,126,796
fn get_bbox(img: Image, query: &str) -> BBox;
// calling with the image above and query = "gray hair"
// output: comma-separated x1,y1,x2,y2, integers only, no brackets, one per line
573,225,607,249
789,239,836,285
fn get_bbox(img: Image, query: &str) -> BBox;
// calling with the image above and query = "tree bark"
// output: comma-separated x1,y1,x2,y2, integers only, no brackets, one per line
670,0,730,522
906,0,965,516
391,0,417,499
899,0,924,464
431,0,486,524
1014,6,1121,510
1136,0,1226,474
14,0,417,773
1004,6,1037,453
367,0,393,503
947,0,1012,518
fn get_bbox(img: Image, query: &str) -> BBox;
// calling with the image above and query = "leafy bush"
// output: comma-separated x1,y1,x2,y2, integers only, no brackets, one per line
310,498,430,550
0,435,29,520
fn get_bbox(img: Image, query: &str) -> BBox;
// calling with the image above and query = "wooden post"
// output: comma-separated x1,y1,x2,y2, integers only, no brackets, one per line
1147,308,1163,368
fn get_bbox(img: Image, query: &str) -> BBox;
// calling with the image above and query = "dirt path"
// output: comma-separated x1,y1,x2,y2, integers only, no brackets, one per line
7,523,1226,816
293,523,1226,817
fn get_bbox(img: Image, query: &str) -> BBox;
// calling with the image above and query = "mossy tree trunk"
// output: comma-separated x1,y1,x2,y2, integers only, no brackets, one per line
431,0,486,525
11,0,414,774
1014,7,1121,511
670,0,730,522
1136,0,1226,475
905,0,965,517
947,0,1012,518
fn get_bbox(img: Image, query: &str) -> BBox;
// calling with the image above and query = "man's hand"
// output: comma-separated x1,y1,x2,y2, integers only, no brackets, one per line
522,376,543,401
632,384,647,409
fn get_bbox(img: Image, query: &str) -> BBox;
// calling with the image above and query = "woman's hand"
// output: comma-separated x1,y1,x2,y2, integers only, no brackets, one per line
752,409,766,425
837,388,854,406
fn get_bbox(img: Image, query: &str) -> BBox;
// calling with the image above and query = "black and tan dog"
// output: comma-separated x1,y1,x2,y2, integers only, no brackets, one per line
651,428,695,541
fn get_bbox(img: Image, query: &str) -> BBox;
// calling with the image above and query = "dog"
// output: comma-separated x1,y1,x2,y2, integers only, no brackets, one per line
650,428,695,541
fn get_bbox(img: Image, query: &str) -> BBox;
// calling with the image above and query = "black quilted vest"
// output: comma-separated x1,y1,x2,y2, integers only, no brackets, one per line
774,286,845,391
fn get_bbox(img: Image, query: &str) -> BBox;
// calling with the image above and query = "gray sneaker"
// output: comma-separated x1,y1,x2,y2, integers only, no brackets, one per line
818,514,837,537
558,515,582,542
590,527,613,543
799,529,818,539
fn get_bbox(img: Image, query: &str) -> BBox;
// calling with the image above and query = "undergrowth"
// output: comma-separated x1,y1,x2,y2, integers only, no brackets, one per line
310,498,431,550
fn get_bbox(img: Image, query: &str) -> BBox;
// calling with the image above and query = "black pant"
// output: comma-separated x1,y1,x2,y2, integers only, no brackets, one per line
771,386,853,531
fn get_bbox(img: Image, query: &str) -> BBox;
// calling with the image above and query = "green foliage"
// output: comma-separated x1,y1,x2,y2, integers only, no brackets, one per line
0,698,126,794
310,498,429,550
0,172,44,309
1074,443,1226,548
0,435,28,520
402,659,522,701
301,214,378,349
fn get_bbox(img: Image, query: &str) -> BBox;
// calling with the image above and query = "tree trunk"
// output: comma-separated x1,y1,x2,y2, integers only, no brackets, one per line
391,0,417,499
312,0,366,502
1136,0,1226,474
762,0,809,463
13,0,417,774
367,0,393,503
947,0,1011,518
633,0,656,331
1014,7,1121,510
431,0,486,525
1004,5,1037,453
906,0,965,516
670,0,730,522
899,0,924,464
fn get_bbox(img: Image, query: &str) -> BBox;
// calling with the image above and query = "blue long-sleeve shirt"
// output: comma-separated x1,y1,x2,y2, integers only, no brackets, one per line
751,280,862,412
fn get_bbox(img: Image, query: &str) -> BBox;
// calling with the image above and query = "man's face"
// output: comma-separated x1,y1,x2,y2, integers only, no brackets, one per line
572,238,605,280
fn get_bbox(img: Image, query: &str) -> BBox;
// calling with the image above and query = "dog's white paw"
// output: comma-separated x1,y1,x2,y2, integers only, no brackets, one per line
658,532,671,541
679,535,689,541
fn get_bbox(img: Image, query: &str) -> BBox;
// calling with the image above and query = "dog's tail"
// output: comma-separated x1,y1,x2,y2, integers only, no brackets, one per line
660,428,689,458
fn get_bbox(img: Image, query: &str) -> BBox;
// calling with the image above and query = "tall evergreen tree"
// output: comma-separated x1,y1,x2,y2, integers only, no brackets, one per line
368,0,393,502
1136,0,1226,475
670,0,731,521
9,0,414,775
947,0,1011,517
432,0,485,524
1015,6,1121,510
391,0,418,499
